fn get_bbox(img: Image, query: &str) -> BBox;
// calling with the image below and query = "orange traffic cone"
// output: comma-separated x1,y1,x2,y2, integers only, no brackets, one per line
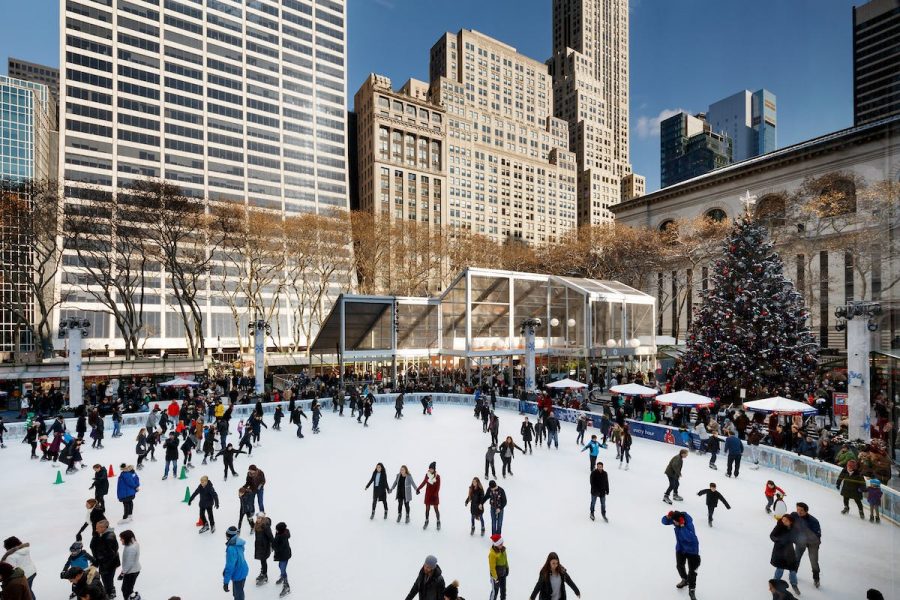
108,464,115,477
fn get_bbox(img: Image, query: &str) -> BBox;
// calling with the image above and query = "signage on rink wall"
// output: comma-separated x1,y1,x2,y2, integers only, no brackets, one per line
833,392,848,417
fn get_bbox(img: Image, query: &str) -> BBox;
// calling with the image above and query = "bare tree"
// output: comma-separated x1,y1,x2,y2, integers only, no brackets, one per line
64,194,150,359
0,180,65,358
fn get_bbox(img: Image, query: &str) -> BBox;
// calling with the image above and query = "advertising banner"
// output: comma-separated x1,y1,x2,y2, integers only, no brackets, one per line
833,392,848,417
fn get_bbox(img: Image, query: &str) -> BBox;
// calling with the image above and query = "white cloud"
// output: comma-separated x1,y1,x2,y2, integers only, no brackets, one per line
635,107,691,139
373,0,396,8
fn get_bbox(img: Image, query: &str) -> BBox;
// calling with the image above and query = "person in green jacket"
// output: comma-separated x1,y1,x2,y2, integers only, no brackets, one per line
836,459,866,519
834,444,857,467
642,410,657,423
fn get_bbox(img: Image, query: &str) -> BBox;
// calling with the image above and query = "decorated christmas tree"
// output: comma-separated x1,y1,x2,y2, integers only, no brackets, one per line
680,193,818,402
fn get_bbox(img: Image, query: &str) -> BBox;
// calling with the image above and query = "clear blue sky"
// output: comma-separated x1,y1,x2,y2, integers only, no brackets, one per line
2,0,858,192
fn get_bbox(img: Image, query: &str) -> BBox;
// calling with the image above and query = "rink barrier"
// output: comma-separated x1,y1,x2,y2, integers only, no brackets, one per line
518,399,899,525
9,394,896,523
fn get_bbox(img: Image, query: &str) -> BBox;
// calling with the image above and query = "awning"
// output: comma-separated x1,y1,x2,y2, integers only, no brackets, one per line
610,383,658,396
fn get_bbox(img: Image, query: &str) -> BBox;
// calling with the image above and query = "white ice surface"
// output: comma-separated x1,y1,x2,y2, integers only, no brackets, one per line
0,405,897,600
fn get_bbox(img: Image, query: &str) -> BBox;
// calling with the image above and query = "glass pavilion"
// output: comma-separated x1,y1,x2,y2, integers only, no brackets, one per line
310,268,657,385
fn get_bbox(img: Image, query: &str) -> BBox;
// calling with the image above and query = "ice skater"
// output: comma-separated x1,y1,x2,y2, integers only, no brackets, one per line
162,432,179,480
520,417,534,454
789,502,822,588
764,480,786,514
581,435,601,472
312,400,322,434
273,522,291,597
618,424,632,470
661,510,700,600
836,460,866,519
465,477,486,536
498,436,524,478
724,430,743,478
188,475,220,533
253,513,274,586
202,426,217,465
272,405,284,431
706,432,720,470
487,534,508,600
237,486,256,533
528,552,580,600
867,479,883,523
245,465,267,513
216,444,245,480
487,480,506,535
222,526,249,600
696,483,730,526
365,462,390,520
769,514,801,597
291,405,308,438
116,463,140,523
545,413,560,449
663,449,688,504
403,555,444,600
485,443,498,479
395,393,405,419
389,465,415,524
488,413,500,446
416,462,442,530
589,461,609,522
89,464,109,509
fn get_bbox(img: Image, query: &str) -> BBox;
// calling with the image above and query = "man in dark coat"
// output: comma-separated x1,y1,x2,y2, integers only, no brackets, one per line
589,461,610,522
0,562,31,600
188,475,220,533
789,502,822,588
89,520,120,598
769,515,801,596
836,459,866,518
404,555,445,600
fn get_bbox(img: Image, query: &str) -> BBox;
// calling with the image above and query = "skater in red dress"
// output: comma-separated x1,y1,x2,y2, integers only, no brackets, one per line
416,461,442,530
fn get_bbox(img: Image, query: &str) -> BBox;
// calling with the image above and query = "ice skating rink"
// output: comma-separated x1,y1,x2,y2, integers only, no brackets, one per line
0,405,896,600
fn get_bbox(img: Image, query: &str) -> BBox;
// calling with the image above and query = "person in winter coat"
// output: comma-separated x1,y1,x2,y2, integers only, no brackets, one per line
0,538,36,598
664,449,688,504
118,529,140,600
581,435,602,472
544,414,561,449
528,552,581,600
394,393,405,419
272,405,284,431
498,436,525,478
769,515,801,596
488,413,500,446
216,444,245,480
89,520,120,598
724,431,744,477
189,475,220,533
90,417,105,449
417,462,442,530
253,513,274,585
789,502,822,588
237,486,256,533
661,511,700,599
764,480,786,513
485,444,498,479
366,462,390,520
114,463,139,520
202,427,217,465
836,459,866,518
0,562,31,600
89,464,109,508
867,478,883,523
389,465,416,524
134,429,150,470
520,418,535,454
589,462,609,522
465,477,486,536
575,415,587,445
533,417,545,447
75,499,106,543
245,465,267,513
706,432,721,470
487,480,507,535
64,565,104,600
223,527,250,600
61,541,94,577
616,424,633,470
404,555,445,600
271,522,291,597
162,432,180,480
487,534,508,600
696,483,731,526
768,578,798,600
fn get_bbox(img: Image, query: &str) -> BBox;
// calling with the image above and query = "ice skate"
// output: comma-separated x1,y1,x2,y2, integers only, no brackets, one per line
709,463,717,470
279,583,291,597
198,524,209,534
675,579,688,589
384,509,388,520
624,464,629,470
590,512,595,521
397,514,402,523
275,576,284,585
840,507,849,514
423,519,429,530
875,516,881,523
663,495,673,504
210,525,215,533
162,475,167,480
858,509,865,519
436,520,441,530
602,514,608,523
688,589,697,600
370,510,374,520
256,574,268,586
481,527,485,536
673,494,684,501
870,515,874,522
405,514,410,524
791,585,801,596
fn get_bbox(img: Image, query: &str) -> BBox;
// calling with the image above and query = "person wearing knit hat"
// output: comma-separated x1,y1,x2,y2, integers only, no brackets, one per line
866,478,883,523
416,462,442,531
404,555,445,600
222,526,249,600
836,458,866,519
443,580,462,600
487,534,508,600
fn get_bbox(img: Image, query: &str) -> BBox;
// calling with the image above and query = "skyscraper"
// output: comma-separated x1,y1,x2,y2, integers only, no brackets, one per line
59,0,348,349
7,58,60,123
707,89,777,163
853,0,900,126
549,0,642,225
0,76,53,355
429,30,578,245
659,112,732,188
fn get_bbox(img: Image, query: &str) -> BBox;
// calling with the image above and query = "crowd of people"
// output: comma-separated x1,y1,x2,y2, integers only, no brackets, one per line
0,369,893,600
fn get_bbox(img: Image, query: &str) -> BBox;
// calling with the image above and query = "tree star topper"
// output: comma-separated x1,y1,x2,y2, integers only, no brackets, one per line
740,190,757,215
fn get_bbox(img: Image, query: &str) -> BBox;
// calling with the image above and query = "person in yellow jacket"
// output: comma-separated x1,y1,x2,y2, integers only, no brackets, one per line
215,401,225,420
488,534,508,600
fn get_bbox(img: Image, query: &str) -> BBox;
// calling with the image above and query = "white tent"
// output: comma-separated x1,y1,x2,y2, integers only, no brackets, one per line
158,377,200,387
609,383,658,396
545,378,587,389
743,396,816,415
654,390,715,407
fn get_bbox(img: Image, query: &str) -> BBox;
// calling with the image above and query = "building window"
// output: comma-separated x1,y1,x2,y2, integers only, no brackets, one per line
755,193,786,228
704,208,727,222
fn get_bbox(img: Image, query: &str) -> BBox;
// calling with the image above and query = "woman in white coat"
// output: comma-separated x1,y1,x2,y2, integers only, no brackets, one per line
1,536,36,599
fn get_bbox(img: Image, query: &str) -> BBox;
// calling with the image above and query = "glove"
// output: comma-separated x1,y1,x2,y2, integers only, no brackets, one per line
215,504,220,510
223,583,229,592
188,502,192,506
667,511,674,519
75,533,82,542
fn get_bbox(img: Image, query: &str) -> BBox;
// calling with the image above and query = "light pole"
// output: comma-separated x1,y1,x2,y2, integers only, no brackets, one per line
835,301,881,441
520,317,542,398
59,317,90,408
248,319,271,395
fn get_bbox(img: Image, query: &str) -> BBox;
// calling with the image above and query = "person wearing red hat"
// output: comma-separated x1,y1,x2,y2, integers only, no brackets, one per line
487,534,508,600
